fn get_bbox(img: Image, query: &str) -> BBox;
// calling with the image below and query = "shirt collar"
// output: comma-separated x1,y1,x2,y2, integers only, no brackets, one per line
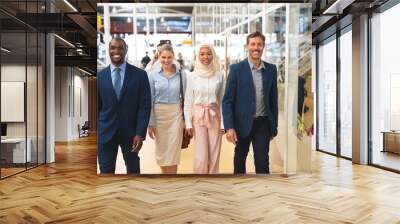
157,64,179,77
247,58,265,72
110,61,126,73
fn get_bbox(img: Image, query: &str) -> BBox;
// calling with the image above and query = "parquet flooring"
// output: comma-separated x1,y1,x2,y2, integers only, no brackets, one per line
1,135,400,223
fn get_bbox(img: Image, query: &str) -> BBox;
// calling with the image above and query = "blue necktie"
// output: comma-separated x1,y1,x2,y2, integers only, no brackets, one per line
114,67,122,100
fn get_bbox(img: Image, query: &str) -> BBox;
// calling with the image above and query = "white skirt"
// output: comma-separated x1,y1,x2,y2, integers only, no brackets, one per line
153,103,183,166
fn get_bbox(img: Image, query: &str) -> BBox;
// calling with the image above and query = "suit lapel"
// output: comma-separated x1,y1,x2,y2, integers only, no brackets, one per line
105,66,119,103
261,61,268,89
118,64,131,102
242,60,256,98
261,62,273,98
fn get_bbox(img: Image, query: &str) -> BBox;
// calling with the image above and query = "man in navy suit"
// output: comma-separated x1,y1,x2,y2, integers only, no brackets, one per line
97,37,151,174
222,31,278,174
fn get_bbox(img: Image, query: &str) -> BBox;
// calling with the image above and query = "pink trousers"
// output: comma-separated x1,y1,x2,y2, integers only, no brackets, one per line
192,104,222,174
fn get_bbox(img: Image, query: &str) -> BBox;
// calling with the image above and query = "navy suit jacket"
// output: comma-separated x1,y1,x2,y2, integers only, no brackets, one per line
97,63,151,144
222,59,278,138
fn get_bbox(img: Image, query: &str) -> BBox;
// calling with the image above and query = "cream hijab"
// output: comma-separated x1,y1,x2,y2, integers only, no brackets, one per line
193,43,220,78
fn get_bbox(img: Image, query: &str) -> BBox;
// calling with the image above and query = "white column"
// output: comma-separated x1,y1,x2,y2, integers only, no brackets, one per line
154,7,157,35
46,33,55,163
283,4,290,174
133,5,138,66
104,5,111,65
352,14,369,164
146,4,150,36
262,3,267,34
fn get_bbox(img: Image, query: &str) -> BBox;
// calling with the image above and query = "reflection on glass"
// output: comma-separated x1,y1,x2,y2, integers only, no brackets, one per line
267,5,287,174
317,37,337,154
286,4,312,173
340,29,352,158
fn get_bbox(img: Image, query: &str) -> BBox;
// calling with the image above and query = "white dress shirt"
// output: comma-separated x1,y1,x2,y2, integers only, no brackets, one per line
184,70,225,129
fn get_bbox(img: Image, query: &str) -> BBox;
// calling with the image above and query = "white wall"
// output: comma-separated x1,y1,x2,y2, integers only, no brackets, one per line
54,67,89,141
55,67,68,141
1,65,35,138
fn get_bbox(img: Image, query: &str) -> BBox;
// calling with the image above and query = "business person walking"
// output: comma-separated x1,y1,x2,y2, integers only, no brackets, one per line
222,31,278,174
147,44,186,174
184,43,225,174
97,37,151,174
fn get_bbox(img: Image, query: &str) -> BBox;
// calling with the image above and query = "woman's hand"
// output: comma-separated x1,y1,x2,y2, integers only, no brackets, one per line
185,128,194,138
148,126,156,139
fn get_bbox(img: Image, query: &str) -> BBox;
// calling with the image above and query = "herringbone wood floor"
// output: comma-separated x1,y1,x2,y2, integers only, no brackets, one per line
1,135,400,223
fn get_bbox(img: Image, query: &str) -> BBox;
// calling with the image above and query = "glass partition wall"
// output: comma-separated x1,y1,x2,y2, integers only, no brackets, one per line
317,35,337,155
339,27,352,159
0,1,46,179
370,3,400,171
315,26,352,159
314,0,400,172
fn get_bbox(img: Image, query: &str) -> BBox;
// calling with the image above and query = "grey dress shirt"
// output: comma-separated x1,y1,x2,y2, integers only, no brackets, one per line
248,59,266,117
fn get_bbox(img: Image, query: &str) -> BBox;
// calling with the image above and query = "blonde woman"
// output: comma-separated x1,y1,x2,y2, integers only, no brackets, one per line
184,43,225,174
148,44,186,174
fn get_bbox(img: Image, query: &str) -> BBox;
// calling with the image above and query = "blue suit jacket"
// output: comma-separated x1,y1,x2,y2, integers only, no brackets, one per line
97,63,151,144
222,59,278,138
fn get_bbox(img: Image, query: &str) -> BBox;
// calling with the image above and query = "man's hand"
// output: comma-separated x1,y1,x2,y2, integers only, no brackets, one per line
185,128,194,138
148,126,156,139
132,136,143,152
226,129,237,145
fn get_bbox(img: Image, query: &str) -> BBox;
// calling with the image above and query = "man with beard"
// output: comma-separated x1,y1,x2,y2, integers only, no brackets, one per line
97,37,151,174
222,31,278,174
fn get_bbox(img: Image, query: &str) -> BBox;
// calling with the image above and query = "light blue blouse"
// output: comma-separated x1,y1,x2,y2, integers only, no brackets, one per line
148,66,186,104
148,66,187,126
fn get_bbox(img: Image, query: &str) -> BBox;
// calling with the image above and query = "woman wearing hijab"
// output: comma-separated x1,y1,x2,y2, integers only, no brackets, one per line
184,43,225,174
148,44,186,174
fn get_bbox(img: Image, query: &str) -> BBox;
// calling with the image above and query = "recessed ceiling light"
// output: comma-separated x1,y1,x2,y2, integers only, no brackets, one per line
63,0,78,12
322,0,353,15
1,47,11,53
78,67,93,76
54,34,75,48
